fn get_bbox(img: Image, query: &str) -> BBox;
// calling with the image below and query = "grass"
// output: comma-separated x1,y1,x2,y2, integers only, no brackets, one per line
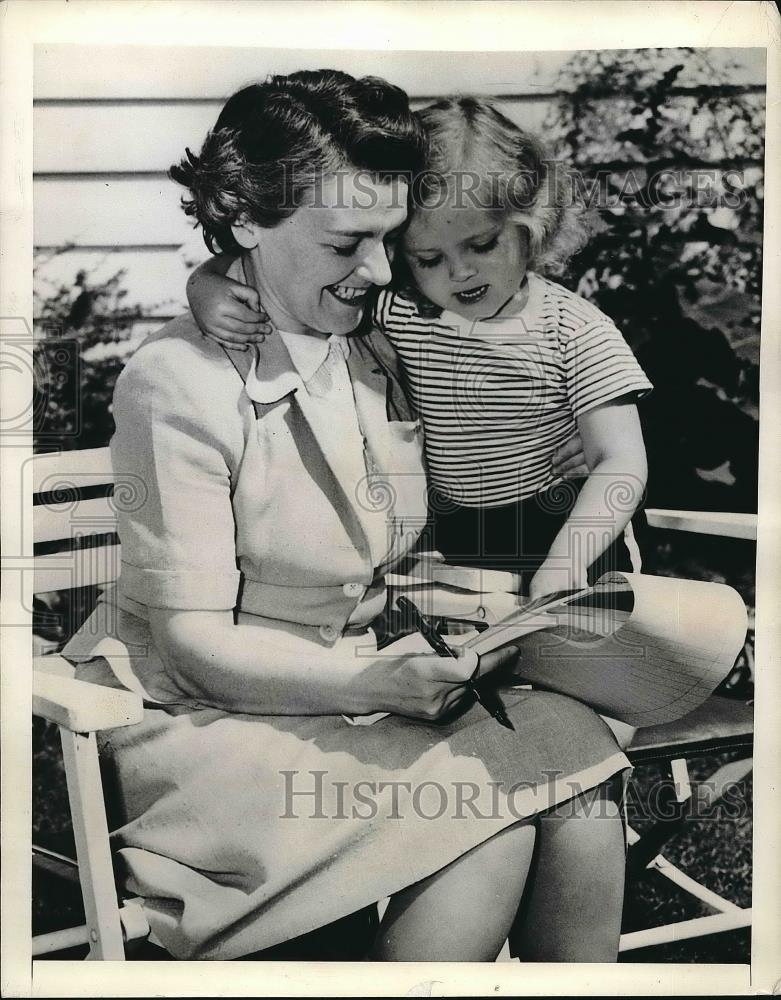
32,717,752,963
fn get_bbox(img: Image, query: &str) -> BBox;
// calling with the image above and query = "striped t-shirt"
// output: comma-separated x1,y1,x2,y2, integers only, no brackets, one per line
373,272,652,508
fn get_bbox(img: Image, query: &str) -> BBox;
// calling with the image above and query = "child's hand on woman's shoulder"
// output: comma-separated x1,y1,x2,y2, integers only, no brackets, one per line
187,255,272,350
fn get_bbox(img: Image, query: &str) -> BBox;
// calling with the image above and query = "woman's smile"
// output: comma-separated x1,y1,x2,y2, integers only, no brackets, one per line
327,282,372,306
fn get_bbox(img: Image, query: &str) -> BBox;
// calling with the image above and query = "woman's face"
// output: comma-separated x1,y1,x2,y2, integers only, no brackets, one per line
235,171,409,336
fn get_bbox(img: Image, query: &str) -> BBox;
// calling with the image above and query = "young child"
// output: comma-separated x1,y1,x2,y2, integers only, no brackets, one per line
186,96,652,600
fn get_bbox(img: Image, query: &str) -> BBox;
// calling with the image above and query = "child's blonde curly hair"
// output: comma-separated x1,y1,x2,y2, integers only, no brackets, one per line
396,95,590,314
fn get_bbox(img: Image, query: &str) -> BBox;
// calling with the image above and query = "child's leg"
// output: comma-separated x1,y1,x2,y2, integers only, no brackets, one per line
508,778,626,962
370,819,537,961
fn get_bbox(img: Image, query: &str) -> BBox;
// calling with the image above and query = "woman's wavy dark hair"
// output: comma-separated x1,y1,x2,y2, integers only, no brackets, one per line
170,69,426,255
395,95,591,317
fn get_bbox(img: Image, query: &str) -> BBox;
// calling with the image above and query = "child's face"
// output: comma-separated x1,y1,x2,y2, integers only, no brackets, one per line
402,204,529,320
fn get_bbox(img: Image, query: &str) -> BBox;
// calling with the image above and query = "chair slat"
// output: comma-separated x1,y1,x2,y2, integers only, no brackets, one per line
35,495,118,544
645,508,757,540
32,925,91,957
33,845,81,885
33,447,114,493
34,544,121,594
627,695,753,764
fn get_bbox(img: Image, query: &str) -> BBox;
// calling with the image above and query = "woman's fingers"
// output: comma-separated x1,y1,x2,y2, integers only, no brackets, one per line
412,651,474,684
393,645,521,721
451,647,480,680
412,644,519,685
439,686,471,717
445,644,519,680
473,644,521,678
392,645,522,721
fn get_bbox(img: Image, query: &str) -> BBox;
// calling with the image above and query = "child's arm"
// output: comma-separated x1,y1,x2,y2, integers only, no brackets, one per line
529,399,648,600
187,254,272,350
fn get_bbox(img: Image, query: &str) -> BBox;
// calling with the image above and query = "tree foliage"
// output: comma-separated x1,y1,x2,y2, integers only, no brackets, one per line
33,256,146,453
546,48,763,519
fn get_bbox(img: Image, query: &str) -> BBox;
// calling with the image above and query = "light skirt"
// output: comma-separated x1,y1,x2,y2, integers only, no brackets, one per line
65,603,630,961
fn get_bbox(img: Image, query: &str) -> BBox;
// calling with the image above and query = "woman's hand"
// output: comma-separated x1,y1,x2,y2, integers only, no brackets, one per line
187,256,272,350
551,433,589,480
150,608,518,719
363,645,520,722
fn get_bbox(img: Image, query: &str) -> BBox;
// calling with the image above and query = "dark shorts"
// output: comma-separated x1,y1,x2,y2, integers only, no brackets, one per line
422,478,634,592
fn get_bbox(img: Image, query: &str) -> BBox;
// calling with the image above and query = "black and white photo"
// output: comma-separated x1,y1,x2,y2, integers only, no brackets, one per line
1,2,779,997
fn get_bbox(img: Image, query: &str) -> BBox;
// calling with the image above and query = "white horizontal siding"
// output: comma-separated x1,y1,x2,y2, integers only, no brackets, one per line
35,177,194,248
33,45,766,320
34,46,573,101
34,103,221,175
33,45,767,102
33,98,552,176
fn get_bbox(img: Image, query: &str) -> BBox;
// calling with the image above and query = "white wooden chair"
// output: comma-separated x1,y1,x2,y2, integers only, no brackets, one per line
31,447,754,959
32,446,151,959
615,506,755,953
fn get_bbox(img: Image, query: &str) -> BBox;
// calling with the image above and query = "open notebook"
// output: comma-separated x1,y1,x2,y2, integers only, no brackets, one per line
347,570,748,729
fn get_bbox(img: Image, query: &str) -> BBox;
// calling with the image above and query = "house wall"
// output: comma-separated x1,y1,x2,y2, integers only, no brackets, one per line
33,45,766,322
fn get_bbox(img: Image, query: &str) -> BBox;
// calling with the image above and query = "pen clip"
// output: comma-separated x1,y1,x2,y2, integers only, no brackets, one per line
395,596,455,656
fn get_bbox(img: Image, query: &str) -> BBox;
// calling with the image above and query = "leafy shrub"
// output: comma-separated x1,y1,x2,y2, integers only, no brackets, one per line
546,48,762,517
33,257,146,453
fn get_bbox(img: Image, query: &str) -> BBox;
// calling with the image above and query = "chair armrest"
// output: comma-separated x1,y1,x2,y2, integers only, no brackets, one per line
644,509,757,540
33,657,143,733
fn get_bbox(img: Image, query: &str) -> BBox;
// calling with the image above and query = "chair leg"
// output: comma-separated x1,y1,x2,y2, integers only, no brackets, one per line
59,729,126,960
621,752,752,952
625,770,687,881
691,756,753,811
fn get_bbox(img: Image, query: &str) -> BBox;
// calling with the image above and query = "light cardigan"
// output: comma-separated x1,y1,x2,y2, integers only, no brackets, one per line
107,308,426,643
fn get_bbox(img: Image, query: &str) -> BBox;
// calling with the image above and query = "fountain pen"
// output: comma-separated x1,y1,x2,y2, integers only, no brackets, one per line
395,596,515,730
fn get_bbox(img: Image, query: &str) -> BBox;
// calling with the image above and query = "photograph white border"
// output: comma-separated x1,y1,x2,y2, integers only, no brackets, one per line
2,2,779,996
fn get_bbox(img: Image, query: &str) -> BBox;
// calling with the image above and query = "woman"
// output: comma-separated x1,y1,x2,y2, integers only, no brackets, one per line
64,70,630,962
